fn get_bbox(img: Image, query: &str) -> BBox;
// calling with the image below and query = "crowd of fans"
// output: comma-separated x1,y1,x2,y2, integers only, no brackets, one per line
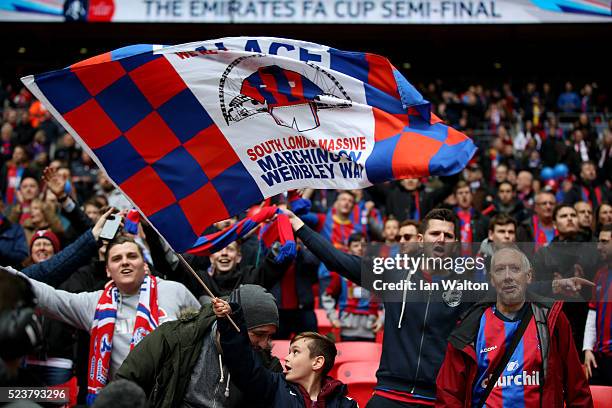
0,75,610,408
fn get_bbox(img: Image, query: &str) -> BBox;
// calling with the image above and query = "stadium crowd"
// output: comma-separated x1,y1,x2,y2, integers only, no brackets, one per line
0,76,610,408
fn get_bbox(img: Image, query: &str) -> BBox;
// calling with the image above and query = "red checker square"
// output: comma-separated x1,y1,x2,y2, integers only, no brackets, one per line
129,57,187,109
73,61,126,96
373,108,406,142
63,99,121,149
444,127,469,146
183,125,239,180
392,132,442,179
179,183,229,236
70,52,112,69
125,112,181,163
119,166,176,216
366,54,400,99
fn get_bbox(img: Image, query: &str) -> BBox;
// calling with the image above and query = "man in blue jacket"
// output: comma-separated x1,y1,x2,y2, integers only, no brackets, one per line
288,207,465,407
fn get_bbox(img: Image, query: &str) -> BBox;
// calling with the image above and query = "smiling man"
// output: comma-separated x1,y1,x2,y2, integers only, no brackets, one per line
11,235,200,403
436,247,592,407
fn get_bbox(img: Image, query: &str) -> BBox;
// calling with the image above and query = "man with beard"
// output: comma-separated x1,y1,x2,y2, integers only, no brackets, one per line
117,284,283,408
482,182,529,223
564,161,610,207
287,207,470,407
436,247,592,407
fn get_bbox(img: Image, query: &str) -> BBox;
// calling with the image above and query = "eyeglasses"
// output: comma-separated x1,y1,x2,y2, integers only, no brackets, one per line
399,234,416,241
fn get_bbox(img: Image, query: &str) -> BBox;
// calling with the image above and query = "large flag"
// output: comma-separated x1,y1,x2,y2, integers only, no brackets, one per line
22,37,476,252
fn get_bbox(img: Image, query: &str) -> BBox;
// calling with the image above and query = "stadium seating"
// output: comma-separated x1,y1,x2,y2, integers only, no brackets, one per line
590,385,612,408
329,342,382,378
336,361,377,407
315,308,340,339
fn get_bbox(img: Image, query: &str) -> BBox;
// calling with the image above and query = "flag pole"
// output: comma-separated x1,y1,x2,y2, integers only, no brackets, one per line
176,253,240,332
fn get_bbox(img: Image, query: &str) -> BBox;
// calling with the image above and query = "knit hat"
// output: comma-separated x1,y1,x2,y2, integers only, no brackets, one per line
30,229,60,254
236,284,279,330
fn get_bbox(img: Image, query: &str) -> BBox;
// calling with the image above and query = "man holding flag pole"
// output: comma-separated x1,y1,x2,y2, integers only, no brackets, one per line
18,37,480,404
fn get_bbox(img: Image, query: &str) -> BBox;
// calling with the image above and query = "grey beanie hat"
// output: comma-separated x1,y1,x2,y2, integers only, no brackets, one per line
237,284,279,330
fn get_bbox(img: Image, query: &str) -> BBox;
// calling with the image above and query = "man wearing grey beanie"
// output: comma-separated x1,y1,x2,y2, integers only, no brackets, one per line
117,284,283,408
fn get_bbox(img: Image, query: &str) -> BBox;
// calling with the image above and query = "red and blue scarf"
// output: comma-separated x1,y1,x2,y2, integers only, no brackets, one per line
87,275,159,405
188,206,296,263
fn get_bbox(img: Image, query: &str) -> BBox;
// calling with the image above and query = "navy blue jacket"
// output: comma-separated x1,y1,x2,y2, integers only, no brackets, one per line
0,219,28,268
296,225,470,402
218,306,357,408
22,230,98,287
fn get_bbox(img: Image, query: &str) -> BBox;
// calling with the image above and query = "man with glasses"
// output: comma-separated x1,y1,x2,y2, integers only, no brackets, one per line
518,191,556,245
398,220,419,244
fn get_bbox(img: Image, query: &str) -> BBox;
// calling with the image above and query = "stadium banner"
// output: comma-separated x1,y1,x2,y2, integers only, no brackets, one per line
1,0,610,23
22,37,476,251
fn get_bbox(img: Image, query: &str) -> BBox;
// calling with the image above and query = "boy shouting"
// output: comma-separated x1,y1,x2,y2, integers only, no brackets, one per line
212,297,357,408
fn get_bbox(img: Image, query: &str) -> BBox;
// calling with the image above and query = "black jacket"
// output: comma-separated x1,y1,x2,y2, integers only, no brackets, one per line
219,305,357,408
368,175,458,221
481,199,529,224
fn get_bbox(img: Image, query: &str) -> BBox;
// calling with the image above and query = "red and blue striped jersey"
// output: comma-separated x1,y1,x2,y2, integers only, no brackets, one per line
472,306,542,408
589,267,612,356
241,65,324,108
326,273,379,316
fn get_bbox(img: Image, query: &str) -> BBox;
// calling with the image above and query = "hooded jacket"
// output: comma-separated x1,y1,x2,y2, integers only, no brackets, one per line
296,224,470,402
435,295,593,407
117,304,283,408
218,305,357,408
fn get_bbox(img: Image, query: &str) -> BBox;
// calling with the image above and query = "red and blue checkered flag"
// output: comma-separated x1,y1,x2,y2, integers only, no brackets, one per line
21,37,476,252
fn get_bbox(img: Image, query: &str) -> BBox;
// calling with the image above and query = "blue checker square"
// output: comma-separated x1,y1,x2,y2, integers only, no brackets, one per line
157,89,213,144
34,69,91,115
211,162,264,215
329,48,368,83
119,51,163,73
364,134,400,184
429,140,477,177
93,136,147,185
403,122,448,143
148,203,198,252
152,146,209,201
95,76,153,133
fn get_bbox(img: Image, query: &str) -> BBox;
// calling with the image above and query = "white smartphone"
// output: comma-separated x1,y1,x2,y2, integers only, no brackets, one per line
99,215,122,241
